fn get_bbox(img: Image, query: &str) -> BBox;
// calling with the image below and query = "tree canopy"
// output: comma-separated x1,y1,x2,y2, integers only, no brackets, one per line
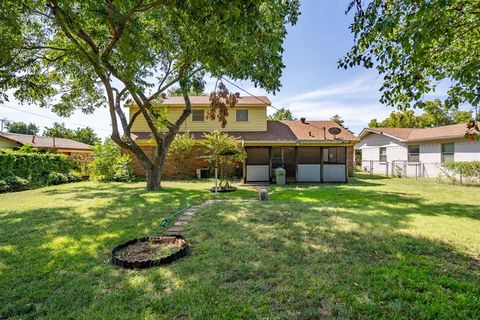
369,100,476,129
267,107,295,120
5,121,39,135
0,0,299,189
43,122,100,145
342,0,480,137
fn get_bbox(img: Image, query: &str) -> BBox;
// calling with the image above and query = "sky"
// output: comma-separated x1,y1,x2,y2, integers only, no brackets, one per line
0,0,457,138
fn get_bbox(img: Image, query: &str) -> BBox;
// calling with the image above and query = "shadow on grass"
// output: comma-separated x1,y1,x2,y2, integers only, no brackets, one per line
0,178,478,318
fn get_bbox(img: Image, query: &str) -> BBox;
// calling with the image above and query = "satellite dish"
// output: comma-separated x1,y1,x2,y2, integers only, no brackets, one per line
328,127,342,136
328,127,342,139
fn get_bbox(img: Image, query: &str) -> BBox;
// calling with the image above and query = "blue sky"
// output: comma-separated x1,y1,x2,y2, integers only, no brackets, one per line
0,0,452,137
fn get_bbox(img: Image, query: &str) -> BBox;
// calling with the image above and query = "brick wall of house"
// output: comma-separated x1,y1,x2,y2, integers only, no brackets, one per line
127,146,209,178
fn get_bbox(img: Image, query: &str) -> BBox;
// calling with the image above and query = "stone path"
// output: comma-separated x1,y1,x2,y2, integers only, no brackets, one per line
166,199,228,234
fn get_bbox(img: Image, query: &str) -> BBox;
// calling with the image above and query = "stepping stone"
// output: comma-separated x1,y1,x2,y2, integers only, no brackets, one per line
167,226,184,233
178,215,193,221
173,220,188,226
183,210,196,216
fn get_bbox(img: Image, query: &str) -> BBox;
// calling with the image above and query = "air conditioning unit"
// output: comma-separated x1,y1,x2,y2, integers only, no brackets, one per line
196,168,209,179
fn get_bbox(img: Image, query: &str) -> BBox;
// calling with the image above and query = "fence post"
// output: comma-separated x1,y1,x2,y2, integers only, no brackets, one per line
460,172,463,186
370,160,373,176
386,162,389,177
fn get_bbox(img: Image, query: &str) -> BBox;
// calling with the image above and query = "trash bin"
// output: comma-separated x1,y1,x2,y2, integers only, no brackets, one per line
275,167,286,185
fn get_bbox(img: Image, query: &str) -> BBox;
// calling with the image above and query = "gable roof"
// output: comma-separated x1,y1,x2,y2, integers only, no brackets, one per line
359,123,472,142
0,132,92,151
132,120,358,143
139,95,271,106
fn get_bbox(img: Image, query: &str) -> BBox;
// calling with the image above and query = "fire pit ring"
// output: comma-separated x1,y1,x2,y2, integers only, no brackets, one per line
111,234,188,269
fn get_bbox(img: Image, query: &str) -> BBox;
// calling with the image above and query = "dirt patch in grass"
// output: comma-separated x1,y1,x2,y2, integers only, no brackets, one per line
115,237,186,261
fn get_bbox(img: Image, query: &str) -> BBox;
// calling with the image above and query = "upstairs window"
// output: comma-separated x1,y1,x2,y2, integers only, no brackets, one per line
408,145,420,162
441,143,454,163
192,109,205,121
236,109,249,122
379,147,387,162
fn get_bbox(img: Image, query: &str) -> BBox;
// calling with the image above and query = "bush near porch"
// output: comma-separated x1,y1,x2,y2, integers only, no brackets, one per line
0,176,478,319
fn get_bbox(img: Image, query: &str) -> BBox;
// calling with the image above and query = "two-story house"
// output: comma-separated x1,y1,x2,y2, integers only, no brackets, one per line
128,95,358,183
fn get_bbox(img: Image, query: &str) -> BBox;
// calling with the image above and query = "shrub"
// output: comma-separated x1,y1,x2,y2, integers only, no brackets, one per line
67,171,83,183
47,172,69,185
0,176,31,192
0,149,74,185
441,161,480,185
113,154,134,182
89,139,133,182
169,132,196,178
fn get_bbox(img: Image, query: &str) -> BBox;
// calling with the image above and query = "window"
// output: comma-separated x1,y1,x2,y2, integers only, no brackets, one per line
323,147,346,164
379,147,387,162
236,109,248,121
408,145,420,162
441,143,454,163
192,109,204,121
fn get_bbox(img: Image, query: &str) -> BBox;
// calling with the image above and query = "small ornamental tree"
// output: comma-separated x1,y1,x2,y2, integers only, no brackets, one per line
168,132,196,178
89,139,133,182
203,131,246,190
1,1,299,190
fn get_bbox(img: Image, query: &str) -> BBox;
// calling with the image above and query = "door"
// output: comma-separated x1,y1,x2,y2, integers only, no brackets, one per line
283,147,296,182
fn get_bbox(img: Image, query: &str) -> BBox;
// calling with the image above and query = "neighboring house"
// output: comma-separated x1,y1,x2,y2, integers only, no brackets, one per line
128,95,358,183
0,132,92,156
356,123,480,177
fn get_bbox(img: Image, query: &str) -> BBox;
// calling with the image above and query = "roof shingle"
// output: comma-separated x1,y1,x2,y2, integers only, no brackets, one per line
0,133,92,150
132,120,358,143
144,95,271,106
361,123,472,142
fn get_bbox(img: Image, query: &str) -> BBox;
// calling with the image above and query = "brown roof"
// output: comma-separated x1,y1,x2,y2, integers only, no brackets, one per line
146,95,270,106
132,120,358,143
0,133,92,150
360,123,472,142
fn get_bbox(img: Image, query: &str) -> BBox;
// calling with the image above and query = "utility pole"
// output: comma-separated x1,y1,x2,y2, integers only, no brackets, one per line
0,118,8,133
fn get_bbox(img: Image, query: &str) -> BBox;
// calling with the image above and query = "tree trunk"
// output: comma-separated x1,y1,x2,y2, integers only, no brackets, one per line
145,165,161,191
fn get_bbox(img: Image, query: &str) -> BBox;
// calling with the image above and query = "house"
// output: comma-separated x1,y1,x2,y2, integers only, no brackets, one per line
128,95,358,183
356,123,480,177
0,132,92,156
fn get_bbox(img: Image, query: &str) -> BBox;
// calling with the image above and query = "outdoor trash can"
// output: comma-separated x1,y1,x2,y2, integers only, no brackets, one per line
275,167,286,185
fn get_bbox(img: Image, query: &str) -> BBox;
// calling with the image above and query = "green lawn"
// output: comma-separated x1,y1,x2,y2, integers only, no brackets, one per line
0,176,479,319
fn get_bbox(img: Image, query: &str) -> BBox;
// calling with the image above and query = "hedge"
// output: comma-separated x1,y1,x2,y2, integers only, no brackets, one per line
0,150,75,185
441,161,480,185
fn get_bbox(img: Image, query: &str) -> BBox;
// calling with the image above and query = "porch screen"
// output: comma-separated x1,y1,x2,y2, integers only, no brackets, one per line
246,147,269,165
297,147,321,164
323,147,346,164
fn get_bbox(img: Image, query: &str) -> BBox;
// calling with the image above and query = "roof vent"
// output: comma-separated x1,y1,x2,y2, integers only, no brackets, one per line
32,135,35,143
300,117,306,124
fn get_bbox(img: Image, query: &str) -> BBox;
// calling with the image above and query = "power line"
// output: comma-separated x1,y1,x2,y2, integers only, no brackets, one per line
0,104,111,132
220,77,281,111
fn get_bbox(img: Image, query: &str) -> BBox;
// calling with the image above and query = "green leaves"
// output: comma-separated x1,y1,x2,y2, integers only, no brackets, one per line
342,0,480,114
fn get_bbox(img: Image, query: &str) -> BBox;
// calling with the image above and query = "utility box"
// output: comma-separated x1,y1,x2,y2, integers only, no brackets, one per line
275,167,286,185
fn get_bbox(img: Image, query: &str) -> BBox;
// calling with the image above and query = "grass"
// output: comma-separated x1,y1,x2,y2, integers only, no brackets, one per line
0,176,479,319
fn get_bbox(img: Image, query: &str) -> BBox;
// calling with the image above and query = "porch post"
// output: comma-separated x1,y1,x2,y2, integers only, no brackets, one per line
268,146,272,183
294,146,298,182
345,146,348,182
320,147,324,182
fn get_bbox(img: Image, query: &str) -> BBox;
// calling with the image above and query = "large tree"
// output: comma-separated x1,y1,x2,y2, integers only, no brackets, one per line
267,107,295,120
1,1,299,190
43,122,101,145
342,0,480,139
5,121,39,135
369,99,475,128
